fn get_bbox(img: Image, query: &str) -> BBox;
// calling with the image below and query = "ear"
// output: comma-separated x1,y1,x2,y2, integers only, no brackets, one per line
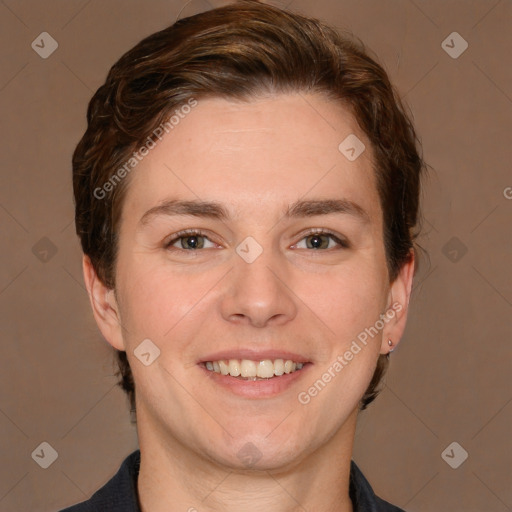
380,250,415,354
82,254,125,351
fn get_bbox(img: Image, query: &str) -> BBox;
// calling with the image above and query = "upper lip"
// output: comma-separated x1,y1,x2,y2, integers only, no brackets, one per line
199,349,311,364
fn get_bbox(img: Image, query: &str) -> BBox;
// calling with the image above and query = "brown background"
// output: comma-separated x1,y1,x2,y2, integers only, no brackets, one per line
0,1,511,511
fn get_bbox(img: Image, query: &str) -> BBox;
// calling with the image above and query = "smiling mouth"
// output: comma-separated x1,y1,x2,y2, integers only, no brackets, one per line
203,358,307,380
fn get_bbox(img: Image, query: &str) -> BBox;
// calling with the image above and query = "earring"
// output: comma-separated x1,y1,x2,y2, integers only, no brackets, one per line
388,339,394,353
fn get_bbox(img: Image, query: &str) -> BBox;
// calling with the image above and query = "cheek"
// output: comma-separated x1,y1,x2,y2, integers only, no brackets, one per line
295,260,387,345
115,259,220,343
299,269,385,412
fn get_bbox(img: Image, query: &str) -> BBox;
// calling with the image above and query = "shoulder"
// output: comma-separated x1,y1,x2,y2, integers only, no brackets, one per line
57,450,141,512
349,460,407,512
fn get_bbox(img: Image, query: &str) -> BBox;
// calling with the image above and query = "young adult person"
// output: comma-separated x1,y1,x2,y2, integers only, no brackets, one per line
61,1,425,510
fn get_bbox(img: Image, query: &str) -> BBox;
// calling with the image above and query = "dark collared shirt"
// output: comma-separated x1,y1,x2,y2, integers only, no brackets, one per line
59,450,406,511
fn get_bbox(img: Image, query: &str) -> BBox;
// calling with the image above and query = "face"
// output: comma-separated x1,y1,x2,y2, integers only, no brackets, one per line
86,93,413,471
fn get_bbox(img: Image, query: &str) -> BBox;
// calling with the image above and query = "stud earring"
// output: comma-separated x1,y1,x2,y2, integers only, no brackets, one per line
388,339,394,353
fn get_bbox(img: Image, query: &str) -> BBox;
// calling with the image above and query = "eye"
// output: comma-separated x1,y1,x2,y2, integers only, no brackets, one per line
164,230,217,251
293,229,349,250
163,228,349,252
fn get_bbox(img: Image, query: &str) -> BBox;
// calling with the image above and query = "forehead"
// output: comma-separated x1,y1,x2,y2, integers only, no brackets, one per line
121,93,380,226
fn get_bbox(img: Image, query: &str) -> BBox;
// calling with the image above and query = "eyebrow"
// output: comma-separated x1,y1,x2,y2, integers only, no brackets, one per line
138,198,371,227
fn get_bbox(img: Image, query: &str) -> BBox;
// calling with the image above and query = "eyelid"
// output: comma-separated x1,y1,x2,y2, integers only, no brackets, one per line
292,228,350,249
164,228,349,251
164,228,219,249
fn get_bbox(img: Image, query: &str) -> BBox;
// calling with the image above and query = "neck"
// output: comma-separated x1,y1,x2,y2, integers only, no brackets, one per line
136,409,357,512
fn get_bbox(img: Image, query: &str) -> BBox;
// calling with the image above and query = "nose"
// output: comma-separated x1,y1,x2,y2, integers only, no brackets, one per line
219,243,298,328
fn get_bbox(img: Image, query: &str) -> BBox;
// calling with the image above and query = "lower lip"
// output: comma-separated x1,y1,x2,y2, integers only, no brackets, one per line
199,364,312,398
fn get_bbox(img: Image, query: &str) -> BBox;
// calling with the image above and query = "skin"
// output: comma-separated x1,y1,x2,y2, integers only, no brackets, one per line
84,93,415,512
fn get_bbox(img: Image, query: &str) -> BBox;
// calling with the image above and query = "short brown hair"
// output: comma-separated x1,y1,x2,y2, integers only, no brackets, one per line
73,0,425,417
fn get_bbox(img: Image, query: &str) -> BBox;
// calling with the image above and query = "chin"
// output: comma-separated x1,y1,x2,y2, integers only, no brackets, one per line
208,444,305,473
201,428,312,473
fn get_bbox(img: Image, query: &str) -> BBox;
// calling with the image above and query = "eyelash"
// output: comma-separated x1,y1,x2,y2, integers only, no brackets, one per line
163,228,350,252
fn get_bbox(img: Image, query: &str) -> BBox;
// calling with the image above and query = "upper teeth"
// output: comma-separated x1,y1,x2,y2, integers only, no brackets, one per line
205,359,304,378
